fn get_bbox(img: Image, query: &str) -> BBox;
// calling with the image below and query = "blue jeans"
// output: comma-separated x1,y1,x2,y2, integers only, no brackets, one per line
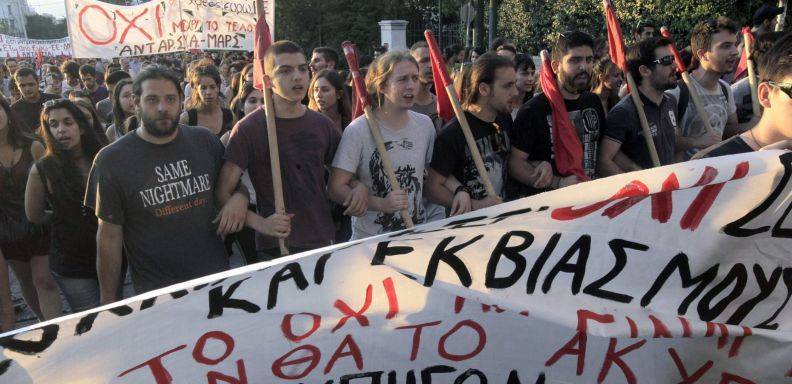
52,272,100,313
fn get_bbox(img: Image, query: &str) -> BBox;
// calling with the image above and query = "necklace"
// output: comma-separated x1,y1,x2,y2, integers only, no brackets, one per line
749,129,764,148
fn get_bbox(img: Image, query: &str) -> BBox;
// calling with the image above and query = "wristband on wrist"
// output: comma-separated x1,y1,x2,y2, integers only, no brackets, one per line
454,185,472,196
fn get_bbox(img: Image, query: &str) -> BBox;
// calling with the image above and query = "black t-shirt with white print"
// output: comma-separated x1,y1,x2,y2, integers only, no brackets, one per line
431,111,512,200
508,91,605,198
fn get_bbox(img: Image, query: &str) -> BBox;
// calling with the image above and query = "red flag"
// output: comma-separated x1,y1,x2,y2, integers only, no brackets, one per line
252,4,273,91
539,52,588,181
35,50,43,70
732,27,753,83
342,41,370,119
603,0,627,73
423,30,455,122
343,44,364,119
660,27,687,74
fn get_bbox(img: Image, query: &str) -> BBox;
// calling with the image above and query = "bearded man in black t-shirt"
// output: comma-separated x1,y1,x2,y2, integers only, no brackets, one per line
508,31,606,199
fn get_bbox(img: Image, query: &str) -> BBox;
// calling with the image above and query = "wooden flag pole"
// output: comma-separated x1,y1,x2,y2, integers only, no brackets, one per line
661,27,720,139
262,77,289,256
342,42,413,228
743,32,761,117
425,30,497,197
624,66,662,167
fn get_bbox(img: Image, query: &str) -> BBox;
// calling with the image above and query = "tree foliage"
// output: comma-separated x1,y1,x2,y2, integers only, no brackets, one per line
25,14,68,40
498,0,770,54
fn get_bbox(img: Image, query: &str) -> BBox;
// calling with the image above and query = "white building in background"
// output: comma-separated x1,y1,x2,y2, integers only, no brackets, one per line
0,0,30,37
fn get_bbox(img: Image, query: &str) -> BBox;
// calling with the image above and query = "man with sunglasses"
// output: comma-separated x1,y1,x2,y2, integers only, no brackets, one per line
695,34,792,158
599,37,679,176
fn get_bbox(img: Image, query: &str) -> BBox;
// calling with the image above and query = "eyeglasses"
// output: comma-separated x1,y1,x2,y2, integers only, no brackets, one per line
767,81,792,99
652,55,675,66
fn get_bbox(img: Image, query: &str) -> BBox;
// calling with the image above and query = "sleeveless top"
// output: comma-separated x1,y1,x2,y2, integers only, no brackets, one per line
35,157,98,278
187,108,233,138
0,145,33,214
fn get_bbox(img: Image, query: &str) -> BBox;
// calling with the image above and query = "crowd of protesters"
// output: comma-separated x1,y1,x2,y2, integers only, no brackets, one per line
0,5,789,332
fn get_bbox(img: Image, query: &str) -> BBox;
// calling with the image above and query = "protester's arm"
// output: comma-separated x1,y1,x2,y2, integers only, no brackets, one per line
0,250,14,332
24,165,52,225
215,162,289,238
97,219,123,305
328,167,368,217
30,141,45,160
612,151,642,172
598,138,628,176
723,112,740,139
508,147,553,188
426,168,455,208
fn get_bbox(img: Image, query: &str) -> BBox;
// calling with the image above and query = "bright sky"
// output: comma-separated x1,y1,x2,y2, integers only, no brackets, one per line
28,0,67,19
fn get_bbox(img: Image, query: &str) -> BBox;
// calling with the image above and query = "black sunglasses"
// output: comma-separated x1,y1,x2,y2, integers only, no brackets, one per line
652,55,675,66
768,81,792,99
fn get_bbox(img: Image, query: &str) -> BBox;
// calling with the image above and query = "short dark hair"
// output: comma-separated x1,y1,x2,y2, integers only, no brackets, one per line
489,37,514,53
690,17,739,56
635,20,657,36
551,31,595,62
515,53,536,72
105,70,130,86
79,64,97,78
312,47,339,66
758,32,792,82
132,65,183,98
14,67,37,82
461,52,515,106
264,40,303,75
627,37,673,84
60,60,80,77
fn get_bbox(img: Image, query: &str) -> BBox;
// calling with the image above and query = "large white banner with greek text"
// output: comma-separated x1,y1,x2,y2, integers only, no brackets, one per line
0,35,71,58
1,151,791,383
65,0,273,58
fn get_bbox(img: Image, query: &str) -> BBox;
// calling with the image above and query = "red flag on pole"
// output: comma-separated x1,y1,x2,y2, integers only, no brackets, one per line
539,52,588,181
424,30,455,122
252,4,273,91
35,50,43,71
660,28,687,74
342,43,367,119
604,0,627,73
732,27,753,83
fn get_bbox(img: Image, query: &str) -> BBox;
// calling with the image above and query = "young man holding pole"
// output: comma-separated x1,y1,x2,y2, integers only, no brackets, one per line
668,17,740,159
426,53,516,215
599,37,679,175
218,41,340,260
696,34,792,158
508,31,605,198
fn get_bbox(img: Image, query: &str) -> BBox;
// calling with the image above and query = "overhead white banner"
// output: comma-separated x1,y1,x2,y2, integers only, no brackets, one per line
65,0,273,58
0,35,71,58
1,151,791,383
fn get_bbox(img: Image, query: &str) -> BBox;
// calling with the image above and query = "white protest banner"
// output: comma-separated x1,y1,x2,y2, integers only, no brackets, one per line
65,0,273,58
0,35,72,58
1,151,791,383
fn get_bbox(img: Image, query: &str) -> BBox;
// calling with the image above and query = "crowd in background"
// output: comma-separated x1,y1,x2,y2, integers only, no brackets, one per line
0,4,789,333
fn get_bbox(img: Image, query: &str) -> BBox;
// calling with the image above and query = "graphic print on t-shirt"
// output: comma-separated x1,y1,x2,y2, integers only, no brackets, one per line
461,133,509,200
138,159,212,217
546,107,600,178
369,139,423,232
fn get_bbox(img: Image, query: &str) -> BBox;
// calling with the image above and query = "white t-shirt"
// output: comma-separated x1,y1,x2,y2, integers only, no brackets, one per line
332,111,435,240
667,75,736,159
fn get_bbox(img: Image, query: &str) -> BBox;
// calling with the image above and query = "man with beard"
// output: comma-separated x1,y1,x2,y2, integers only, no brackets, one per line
668,17,739,159
507,31,604,198
85,66,251,303
598,37,679,175
426,53,516,216
218,41,340,260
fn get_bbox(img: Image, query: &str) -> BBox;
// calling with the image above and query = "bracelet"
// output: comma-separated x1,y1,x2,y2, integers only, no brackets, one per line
454,185,472,196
